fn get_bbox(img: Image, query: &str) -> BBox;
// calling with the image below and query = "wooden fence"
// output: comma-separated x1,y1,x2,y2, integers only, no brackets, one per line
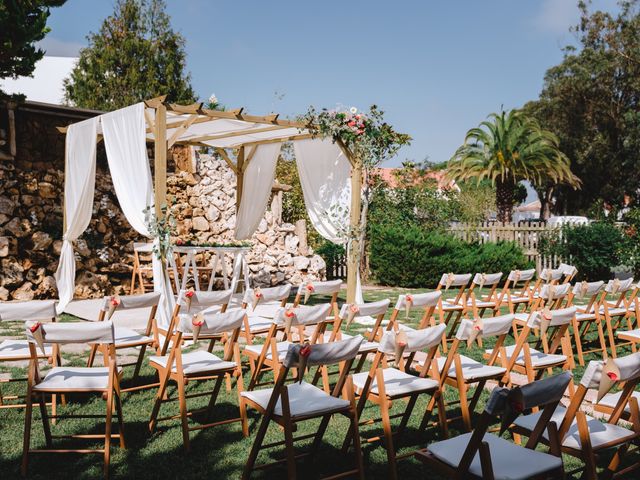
447,221,560,271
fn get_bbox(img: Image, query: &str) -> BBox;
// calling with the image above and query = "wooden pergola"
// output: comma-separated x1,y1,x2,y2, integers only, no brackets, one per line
60,96,363,302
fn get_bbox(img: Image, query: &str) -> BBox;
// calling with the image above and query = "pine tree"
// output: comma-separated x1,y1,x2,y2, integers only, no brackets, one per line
64,0,194,110
0,0,66,86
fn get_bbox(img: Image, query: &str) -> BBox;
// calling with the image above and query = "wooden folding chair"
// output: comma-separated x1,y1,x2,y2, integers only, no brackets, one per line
239,284,292,344
86,292,160,387
465,272,504,316
372,291,442,341
495,306,577,393
345,324,449,479
436,273,472,333
292,279,341,311
148,308,248,452
0,300,59,410
158,288,232,356
557,262,578,284
498,268,537,314
416,372,570,480
600,278,638,358
512,282,572,336
244,303,333,390
565,280,606,366
21,321,124,478
241,337,365,479
513,354,640,479
437,313,516,431
129,242,154,294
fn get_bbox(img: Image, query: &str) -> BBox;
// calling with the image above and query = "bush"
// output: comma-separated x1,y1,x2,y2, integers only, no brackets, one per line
369,225,531,287
538,222,629,281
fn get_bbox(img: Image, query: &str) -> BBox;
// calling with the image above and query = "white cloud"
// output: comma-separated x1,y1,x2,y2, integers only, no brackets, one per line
36,36,84,57
533,0,580,35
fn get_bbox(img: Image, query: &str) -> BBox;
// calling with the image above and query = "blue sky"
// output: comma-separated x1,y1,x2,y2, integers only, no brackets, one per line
38,0,617,166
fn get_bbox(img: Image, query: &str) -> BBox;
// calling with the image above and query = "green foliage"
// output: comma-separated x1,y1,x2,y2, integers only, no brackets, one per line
369,224,530,288
316,241,346,279
538,222,629,280
64,0,194,109
0,0,66,87
524,0,640,213
448,109,579,222
456,179,497,223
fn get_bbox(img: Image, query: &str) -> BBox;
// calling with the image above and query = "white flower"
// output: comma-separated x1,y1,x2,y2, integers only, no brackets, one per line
350,107,358,114
209,93,218,104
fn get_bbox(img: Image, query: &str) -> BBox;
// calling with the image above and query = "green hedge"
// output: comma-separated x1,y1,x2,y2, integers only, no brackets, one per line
369,225,531,288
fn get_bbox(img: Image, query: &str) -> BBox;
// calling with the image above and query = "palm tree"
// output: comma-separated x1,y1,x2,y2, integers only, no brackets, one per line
447,109,580,222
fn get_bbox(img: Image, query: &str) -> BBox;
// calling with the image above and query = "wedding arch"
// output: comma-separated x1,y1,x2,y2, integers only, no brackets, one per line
56,96,364,320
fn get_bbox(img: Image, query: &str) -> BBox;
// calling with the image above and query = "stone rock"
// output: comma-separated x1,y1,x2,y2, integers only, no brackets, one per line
257,219,268,234
4,217,30,238
309,255,326,272
278,255,293,267
192,217,210,231
293,256,310,270
0,236,8,257
38,182,57,199
31,231,52,250
75,239,91,257
53,240,63,256
12,282,34,301
0,286,8,301
284,234,299,254
0,196,15,215
26,267,46,285
205,206,220,222
35,276,57,297
278,223,296,233
255,231,276,247
1,258,24,287
250,269,271,288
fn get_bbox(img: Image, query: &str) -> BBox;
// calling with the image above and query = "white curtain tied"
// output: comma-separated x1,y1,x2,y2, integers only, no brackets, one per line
235,142,281,240
293,138,363,302
55,117,98,313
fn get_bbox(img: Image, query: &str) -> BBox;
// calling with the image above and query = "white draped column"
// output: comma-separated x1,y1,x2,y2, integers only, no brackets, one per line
55,117,98,314
293,138,364,303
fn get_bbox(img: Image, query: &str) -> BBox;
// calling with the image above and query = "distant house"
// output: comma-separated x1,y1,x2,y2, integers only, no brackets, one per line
513,199,541,222
373,167,460,192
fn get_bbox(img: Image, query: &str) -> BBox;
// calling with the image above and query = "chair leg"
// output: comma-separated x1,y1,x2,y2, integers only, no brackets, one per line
379,398,398,480
87,344,99,368
38,392,52,447
349,409,365,480
149,370,171,432
573,319,585,366
21,390,33,477
468,381,485,415
396,393,418,439
104,387,114,479
177,378,190,452
133,344,148,380
307,414,332,462
242,411,271,479
458,381,472,431
597,320,609,360
605,316,617,358
114,385,126,449
603,444,629,480
206,375,225,418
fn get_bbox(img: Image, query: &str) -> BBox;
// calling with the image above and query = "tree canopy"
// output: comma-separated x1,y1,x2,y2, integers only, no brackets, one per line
524,0,640,214
0,0,66,91
64,0,194,110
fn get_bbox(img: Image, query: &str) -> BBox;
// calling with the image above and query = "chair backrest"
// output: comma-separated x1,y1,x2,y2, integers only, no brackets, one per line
177,289,232,310
26,320,115,345
437,273,472,289
604,277,634,294
283,336,363,369
540,268,563,283
455,314,514,341
100,292,161,311
538,282,571,301
393,291,441,312
0,300,57,322
274,303,333,326
571,280,604,299
508,268,536,283
339,299,390,319
178,308,246,336
296,279,342,296
558,263,578,282
378,323,447,354
471,272,503,288
527,306,577,328
243,284,291,304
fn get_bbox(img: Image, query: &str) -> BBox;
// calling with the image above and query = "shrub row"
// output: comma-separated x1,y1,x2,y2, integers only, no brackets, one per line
369,225,531,288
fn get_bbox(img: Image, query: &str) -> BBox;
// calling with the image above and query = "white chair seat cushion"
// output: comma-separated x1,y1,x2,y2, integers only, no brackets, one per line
33,366,119,392
514,312,530,323
576,312,597,321
427,432,562,480
465,299,496,308
0,339,52,359
600,306,629,316
244,341,291,361
352,368,438,398
490,344,567,368
442,300,464,311
246,315,275,333
334,333,379,352
114,327,153,347
597,390,640,413
149,350,236,375
513,405,636,449
241,381,349,418
436,355,506,381
618,329,640,340
510,295,531,303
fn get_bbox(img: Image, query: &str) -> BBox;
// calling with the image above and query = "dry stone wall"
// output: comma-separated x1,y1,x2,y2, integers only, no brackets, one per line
0,102,324,300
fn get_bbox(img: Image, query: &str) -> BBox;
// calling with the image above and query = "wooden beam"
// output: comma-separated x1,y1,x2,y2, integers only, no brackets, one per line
167,114,199,148
144,95,167,108
271,182,292,193
227,133,314,149
154,103,167,218
346,155,363,303
168,102,203,114
336,137,356,168
144,108,155,131
242,145,258,173
236,146,245,213
215,148,238,175
185,124,291,145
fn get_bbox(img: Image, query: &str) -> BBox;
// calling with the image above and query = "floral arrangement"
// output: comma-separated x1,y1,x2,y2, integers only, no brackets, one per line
143,204,176,261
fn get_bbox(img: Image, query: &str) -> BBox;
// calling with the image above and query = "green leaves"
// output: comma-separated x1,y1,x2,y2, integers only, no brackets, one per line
64,0,194,110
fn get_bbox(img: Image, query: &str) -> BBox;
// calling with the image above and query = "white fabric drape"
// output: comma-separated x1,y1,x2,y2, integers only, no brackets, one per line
293,138,363,302
101,103,153,236
234,143,281,239
55,117,98,313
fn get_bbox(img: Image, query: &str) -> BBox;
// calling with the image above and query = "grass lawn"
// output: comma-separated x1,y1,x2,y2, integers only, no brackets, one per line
0,287,638,479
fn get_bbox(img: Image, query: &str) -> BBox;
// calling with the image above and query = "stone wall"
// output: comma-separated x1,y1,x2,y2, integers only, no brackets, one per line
0,101,324,300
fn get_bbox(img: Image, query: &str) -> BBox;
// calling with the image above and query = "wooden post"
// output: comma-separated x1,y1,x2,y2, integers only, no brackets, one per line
154,103,167,217
346,159,363,303
236,146,245,213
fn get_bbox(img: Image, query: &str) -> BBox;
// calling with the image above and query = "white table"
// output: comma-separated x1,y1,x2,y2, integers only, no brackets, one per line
171,246,251,293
